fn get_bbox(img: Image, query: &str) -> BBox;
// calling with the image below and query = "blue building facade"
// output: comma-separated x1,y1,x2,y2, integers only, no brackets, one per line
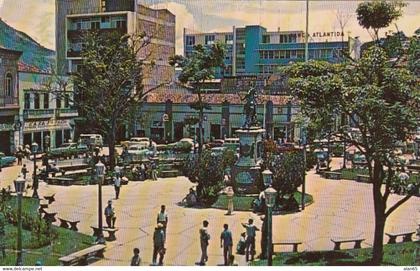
184,25,349,77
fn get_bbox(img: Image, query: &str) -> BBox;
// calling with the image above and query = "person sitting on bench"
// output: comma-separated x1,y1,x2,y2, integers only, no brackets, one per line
104,200,116,228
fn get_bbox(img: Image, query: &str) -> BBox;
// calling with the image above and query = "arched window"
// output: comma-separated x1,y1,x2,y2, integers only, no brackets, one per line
5,73,13,96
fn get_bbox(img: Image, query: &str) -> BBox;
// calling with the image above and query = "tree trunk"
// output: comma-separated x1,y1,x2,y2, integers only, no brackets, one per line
198,109,204,154
371,159,386,265
108,121,117,171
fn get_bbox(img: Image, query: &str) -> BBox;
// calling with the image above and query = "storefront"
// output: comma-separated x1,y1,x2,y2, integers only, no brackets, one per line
0,117,20,155
23,119,73,151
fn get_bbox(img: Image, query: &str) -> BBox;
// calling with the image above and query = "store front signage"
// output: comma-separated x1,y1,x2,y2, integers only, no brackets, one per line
0,123,13,131
312,31,345,38
24,119,71,132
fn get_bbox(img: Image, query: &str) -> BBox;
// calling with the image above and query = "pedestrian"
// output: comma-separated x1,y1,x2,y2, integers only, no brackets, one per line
114,163,122,178
198,220,210,265
21,164,28,179
152,223,165,266
220,224,233,266
130,248,141,266
241,218,259,262
104,200,116,228
24,145,31,160
236,232,246,255
151,160,158,181
259,215,267,260
156,205,168,235
114,176,121,199
16,148,23,165
140,162,146,180
226,186,234,215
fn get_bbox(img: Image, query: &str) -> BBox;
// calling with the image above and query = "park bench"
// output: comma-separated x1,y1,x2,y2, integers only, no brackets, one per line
91,226,118,241
47,177,74,186
272,241,302,252
356,175,370,183
385,230,416,244
43,193,55,204
331,237,364,250
43,209,57,223
407,164,420,174
58,217,80,231
59,244,106,266
323,171,342,180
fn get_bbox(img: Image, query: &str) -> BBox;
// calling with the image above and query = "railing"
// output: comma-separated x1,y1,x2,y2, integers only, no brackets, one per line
0,96,18,107
23,109,55,119
57,108,78,118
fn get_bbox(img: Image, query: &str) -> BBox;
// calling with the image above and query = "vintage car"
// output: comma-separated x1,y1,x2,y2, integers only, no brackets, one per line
0,152,16,167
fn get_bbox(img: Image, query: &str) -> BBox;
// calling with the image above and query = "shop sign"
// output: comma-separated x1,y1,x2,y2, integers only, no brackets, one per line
0,123,13,131
312,31,345,38
24,119,71,132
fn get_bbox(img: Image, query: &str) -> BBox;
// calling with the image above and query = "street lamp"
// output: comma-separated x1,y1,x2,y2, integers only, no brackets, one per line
262,169,273,187
31,142,39,198
95,159,105,244
44,135,50,153
264,185,277,266
14,174,26,266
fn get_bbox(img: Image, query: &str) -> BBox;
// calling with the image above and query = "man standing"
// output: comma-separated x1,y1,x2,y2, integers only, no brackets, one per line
114,176,121,200
151,160,158,181
130,248,141,266
241,218,259,262
220,224,233,266
21,164,28,179
152,223,166,266
198,220,210,265
156,205,168,235
104,200,116,228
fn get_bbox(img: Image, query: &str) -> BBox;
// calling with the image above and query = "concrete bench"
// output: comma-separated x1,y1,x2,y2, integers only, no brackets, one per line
59,244,106,266
385,231,415,244
58,217,80,231
272,241,302,252
356,175,370,183
331,237,364,250
43,193,56,204
407,165,420,174
324,171,342,180
47,177,74,186
91,226,118,241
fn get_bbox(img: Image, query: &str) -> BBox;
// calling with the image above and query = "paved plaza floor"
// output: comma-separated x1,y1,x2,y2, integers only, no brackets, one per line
0,157,419,266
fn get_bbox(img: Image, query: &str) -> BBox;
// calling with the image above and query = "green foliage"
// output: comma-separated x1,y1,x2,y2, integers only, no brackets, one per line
211,195,255,211
183,149,235,205
356,0,406,39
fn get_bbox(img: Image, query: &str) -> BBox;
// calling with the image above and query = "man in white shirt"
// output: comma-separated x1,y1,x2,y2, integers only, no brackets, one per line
114,176,121,199
156,205,168,236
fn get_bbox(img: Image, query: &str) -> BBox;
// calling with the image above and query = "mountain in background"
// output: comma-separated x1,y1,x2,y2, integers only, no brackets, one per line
0,18,55,73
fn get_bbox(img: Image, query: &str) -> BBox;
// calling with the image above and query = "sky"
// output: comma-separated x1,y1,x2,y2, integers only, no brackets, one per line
0,0,419,54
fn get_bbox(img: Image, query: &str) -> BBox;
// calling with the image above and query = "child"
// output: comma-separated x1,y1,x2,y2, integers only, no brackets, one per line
236,232,246,255
130,248,141,266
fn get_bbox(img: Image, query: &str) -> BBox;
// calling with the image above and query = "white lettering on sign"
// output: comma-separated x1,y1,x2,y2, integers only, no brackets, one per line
23,120,71,132
0,123,13,131
312,31,345,38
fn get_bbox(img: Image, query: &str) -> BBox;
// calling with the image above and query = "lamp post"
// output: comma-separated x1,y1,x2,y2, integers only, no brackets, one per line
44,135,50,153
95,159,105,244
264,185,277,266
262,169,273,187
31,142,39,198
14,174,26,266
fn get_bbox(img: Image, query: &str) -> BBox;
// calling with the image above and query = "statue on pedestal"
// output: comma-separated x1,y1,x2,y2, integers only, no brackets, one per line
243,87,258,128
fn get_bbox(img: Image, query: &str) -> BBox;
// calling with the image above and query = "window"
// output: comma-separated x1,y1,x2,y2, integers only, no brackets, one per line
290,50,297,59
43,93,49,109
65,94,70,108
24,93,30,109
101,0,106,12
274,51,280,59
56,96,61,109
101,17,110,23
262,35,270,44
205,35,215,45
268,51,274,59
5,73,13,96
225,34,233,44
289,34,297,43
91,21,100,29
186,35,195,46
297,50,305,59
34,93,40,109
116,20,126,29
285,50,291,58
279,51,286,59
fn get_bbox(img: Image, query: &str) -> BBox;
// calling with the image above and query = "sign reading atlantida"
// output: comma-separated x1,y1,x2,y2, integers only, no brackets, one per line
312,31,345,38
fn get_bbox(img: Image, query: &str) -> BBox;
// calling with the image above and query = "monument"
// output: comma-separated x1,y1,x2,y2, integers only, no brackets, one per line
232,87,265,194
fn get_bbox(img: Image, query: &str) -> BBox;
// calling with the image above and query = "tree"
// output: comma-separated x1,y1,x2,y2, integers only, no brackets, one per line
282,44,419,263
169,43,226,153
70,31,165,170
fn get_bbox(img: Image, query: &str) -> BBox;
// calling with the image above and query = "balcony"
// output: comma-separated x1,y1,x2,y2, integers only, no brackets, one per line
57,108,78,118
67,27,127,39
0,96,19,109
23,109,55,119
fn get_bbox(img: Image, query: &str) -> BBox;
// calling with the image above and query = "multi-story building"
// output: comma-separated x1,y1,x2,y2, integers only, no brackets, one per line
19,71,77,151
0,47,22,154
184,25,350,77
56,0,175,88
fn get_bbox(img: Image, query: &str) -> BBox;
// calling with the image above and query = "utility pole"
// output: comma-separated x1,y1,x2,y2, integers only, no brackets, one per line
305,0,309,62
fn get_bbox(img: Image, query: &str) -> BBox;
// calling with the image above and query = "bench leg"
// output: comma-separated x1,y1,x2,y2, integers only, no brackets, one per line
70,222,78,231
96,249,105,258
402,234,413,242
387,236,397,244
334,242,341,250
80,256,89,266
60,220,69,229
107,231,116,241
354,240,362,249
292,244,298,252
92,228,100,237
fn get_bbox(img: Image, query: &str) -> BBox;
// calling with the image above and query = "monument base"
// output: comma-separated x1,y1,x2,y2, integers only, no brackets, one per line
232,164,261,194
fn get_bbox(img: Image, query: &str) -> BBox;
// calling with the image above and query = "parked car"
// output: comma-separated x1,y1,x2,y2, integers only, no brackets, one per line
126,144,151,162
352,153,368,168
0,152,16,167
210,146,227,156
49,143,89,158
205,139,225,149
223,138,240,151
121,137,156,148
79,134,103,149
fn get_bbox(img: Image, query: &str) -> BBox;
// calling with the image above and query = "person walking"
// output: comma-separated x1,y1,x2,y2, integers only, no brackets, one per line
130,248,141,266
114,176,121,199
140,162,146,180
156,205,168,236
198,220,210,265
21,164,28,179
104,200,116,228
220,224,233,266
241,218,259,262
151,160,158,181
152,223,166,266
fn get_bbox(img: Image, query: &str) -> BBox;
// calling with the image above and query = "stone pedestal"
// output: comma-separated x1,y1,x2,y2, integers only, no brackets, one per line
232,127,265,194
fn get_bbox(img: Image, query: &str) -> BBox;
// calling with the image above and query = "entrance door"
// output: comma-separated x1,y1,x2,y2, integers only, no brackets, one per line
56,130,63,147
0,132,10,154
174,122,184,141
210,124,221,140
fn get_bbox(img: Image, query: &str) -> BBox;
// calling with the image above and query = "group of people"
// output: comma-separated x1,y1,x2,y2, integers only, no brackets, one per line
131,160,158,181
15,145,31,165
